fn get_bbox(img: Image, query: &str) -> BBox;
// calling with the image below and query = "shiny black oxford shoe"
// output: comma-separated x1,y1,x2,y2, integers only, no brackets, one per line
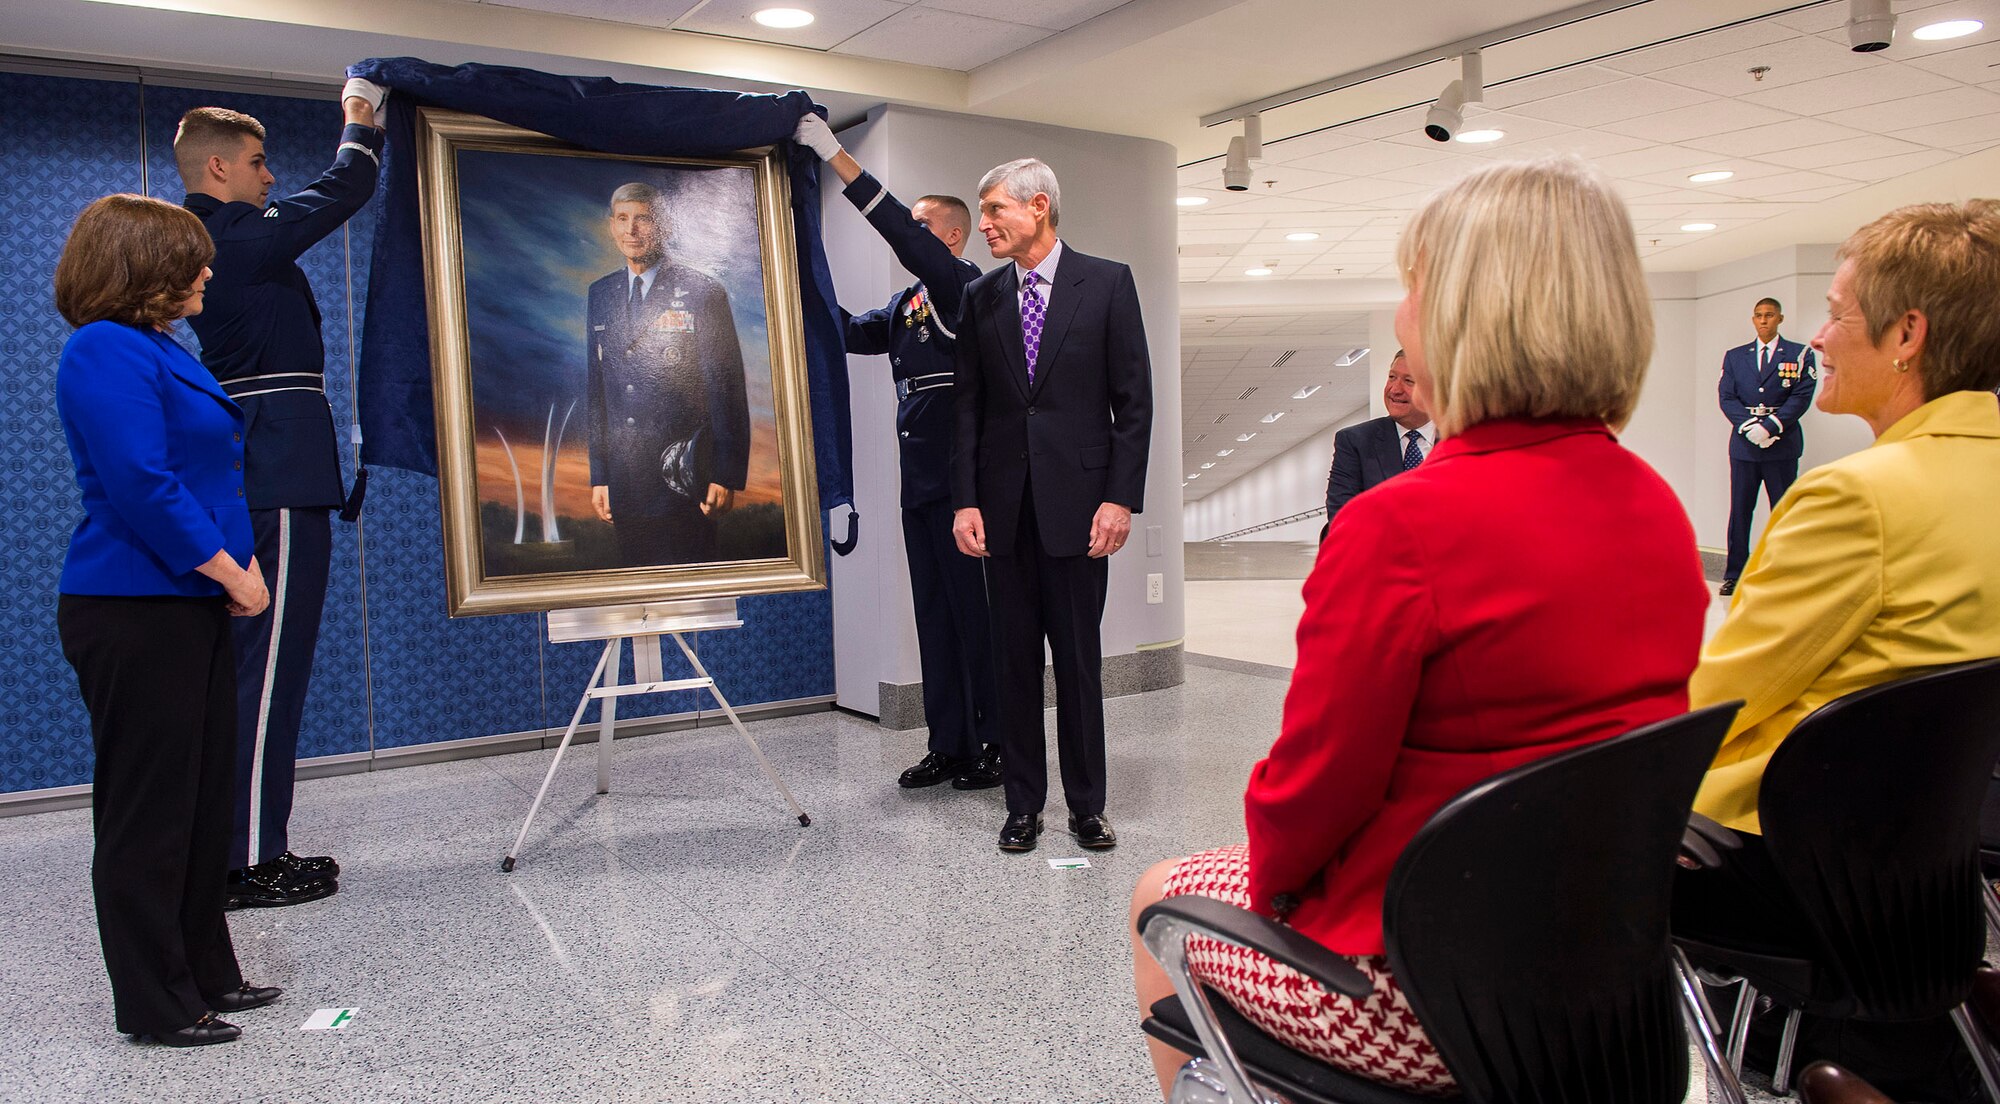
268,851,339,882
226,865,337,910
211,985,282,1013
1068,813,1117,850
898,751,966,789
998,813,1043,852
142,1012,240,1048
950,745,1003,791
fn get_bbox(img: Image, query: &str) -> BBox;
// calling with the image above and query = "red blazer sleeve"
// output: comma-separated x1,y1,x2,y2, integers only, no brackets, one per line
1244,492,1435,916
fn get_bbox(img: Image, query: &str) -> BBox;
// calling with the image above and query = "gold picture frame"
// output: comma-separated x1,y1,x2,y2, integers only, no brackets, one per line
414,108,824,617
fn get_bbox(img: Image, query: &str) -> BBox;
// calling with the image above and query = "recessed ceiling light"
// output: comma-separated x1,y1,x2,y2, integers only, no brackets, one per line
1913,19,1982,40
1682,222,1718,232
1456,129,1506,144
1176,196,1210,207
1200,463,1215,469
1285,231,1321,241
1235,432,1257,442
1186,472,1200,479
1216,449,1234,456
1334,346,1370,367
1293,384,1322,399
1688,170,1735,183
1244,267,1274,277
753,7,815,28
1261,411,1285,423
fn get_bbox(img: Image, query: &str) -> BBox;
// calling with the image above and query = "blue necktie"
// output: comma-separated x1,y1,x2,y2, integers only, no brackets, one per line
1402,430,1423,471
1758,345,1770,375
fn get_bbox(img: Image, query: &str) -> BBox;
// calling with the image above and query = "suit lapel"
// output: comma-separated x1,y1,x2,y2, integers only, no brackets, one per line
1027,258,1085,401
986,267,1032,401
1378,420,1405,474
157,330,240,416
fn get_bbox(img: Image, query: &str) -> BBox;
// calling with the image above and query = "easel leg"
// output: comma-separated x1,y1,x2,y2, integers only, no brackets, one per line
597,637,622,795
504,639,616,872
670,632,811,827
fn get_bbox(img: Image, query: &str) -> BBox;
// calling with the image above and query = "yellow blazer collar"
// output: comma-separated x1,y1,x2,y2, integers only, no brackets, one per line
1874,389,2000,448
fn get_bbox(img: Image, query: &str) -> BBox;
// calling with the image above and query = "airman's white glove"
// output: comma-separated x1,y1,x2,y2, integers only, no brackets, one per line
792,113,842,161
1745,423,1775,448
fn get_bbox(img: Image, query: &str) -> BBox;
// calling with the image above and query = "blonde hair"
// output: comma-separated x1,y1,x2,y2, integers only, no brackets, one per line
1395,156,1652,435
1837,199,2000,399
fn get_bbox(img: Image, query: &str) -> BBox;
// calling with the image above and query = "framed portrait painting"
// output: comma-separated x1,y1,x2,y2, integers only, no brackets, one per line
413,108,824,616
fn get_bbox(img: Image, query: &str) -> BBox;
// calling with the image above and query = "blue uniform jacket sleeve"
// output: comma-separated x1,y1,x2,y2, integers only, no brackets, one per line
250,123,384,274
841,303,895,357
1770,344,1818,433
703,282,751,490
586,281,608,486
59,329,232,575
1719,348,1753,429
843,171,974,324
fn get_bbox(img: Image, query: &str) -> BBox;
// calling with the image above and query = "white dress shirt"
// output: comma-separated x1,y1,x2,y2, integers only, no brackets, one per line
1397,420,1435,462
1014,239,1063,314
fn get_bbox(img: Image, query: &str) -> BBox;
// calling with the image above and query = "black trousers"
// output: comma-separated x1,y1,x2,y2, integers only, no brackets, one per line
59,593,244,1035
1725,456,1800,581
901,500,997,760
231,507,331,869
985,484,1109,817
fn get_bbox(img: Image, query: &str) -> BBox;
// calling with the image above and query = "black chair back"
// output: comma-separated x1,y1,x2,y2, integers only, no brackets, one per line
1758,657,2000,1021
1384,704,1738,1104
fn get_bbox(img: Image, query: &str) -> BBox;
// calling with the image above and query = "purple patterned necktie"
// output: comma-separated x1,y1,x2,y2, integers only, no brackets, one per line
1021,270,1046,384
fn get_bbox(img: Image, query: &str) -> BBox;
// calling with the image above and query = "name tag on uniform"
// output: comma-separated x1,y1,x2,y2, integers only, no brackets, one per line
654,310,696,333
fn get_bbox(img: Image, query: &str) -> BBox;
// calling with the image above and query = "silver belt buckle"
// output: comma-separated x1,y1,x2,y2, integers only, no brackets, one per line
896,378,913,401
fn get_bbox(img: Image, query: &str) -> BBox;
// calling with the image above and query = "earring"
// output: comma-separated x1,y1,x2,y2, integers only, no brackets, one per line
1893,358,1910,373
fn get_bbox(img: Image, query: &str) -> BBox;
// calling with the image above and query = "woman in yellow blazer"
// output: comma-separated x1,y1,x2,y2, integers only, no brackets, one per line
1688,200,2000,836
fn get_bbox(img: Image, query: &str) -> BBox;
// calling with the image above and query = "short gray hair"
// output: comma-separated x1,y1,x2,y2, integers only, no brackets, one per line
977,158,1061,227
607,182,659,215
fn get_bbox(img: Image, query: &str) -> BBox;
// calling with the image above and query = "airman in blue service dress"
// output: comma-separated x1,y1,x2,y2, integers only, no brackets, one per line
1718,335,1818,588
184,119,381,908
837,170,1000,788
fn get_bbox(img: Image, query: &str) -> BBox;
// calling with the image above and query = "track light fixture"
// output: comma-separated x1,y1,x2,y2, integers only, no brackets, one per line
1224,135,1252,191
1847,0,1896,51
1424,50,1484,142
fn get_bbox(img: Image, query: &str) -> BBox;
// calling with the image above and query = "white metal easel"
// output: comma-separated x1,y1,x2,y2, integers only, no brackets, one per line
502,598,810,872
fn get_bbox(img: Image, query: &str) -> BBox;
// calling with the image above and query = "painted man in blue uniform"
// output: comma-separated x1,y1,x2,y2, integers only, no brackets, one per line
795,114,1001,792
585,183,751,568
175,79,385,908
1718,296,1818,595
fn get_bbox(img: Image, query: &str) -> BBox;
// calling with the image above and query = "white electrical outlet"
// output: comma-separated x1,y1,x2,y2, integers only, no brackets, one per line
1146,573,1164,604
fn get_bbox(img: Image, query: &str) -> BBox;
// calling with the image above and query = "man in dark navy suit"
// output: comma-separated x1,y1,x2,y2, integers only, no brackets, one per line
1718,297,1818,595
177,81,385,910
585,183,751,568
1321,349,1432,539
951,158,1153,854
795,115,1001,793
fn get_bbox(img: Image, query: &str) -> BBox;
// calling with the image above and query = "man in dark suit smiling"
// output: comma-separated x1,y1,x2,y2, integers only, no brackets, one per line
951,157,1153,854
1323,348,1432,537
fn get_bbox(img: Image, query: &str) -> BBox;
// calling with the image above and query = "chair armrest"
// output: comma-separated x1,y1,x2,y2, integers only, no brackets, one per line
1139,895,1373,1000
1680,812,1743,870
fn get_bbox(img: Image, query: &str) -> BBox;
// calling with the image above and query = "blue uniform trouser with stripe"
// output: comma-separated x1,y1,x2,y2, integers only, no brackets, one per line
230,507,332,870
901,499,997,760
1724,456,1799,581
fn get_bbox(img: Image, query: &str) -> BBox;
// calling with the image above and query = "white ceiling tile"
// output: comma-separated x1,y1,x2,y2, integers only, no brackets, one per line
1289,139,1435,177
832,6,1047,70
1823,86,2000,132
1600,21,1799,75
1742,65,1964,115
1645,33,1893,98
1814,147,1962,182
1481,65,1624,110
1903,110,2000,147
1178,243,1238,258
1901,38,2000,84
1589,143,1726,177
1489,129,1655,160
916,0,1124,33
1696,171,1861,199
1780,132,1935,166
1330,112,1431,141
678,0,906,50
1761,182,1866,203
1682,116,1871,158
1177,214,1277,230
485,0,703,25
1264,128,1366,161
1295,177,1433,205
1228,164,1351,196
1203,193,1358,215
1601,99,1797,143
1766,5,1849,34
1507,77,1713,127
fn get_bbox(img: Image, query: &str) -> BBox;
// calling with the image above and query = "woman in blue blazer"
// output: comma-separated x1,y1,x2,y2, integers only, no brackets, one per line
52,195,277,1048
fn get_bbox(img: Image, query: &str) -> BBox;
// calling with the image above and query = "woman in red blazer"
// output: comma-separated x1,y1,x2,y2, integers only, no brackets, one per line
1130,156,1710,1095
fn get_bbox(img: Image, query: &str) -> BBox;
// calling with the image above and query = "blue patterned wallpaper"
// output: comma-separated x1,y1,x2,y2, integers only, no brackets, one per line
0,70,835,795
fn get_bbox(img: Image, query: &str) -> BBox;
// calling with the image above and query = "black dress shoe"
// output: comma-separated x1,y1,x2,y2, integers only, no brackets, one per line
144,1012,240,1048
950,745,1003,790
898,751,965,789
1718,579,1737,596
226,865,337,910
269,850,339,881
998,813,1043,852
1068,813,1117,850
210,985,282,1013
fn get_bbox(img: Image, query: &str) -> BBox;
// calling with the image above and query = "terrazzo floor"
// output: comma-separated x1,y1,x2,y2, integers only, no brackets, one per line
1,595,1767,1104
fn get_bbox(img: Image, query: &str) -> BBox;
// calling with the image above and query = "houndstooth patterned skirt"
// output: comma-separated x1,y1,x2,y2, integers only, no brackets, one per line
1161,844,1458,1095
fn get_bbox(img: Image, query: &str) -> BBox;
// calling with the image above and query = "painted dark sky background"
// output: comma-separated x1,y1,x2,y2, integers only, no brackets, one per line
456,147,775,442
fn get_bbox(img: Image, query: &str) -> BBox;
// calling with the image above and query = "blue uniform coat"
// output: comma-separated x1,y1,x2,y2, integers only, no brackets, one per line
57,322,252,597
1719,337,1817,462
